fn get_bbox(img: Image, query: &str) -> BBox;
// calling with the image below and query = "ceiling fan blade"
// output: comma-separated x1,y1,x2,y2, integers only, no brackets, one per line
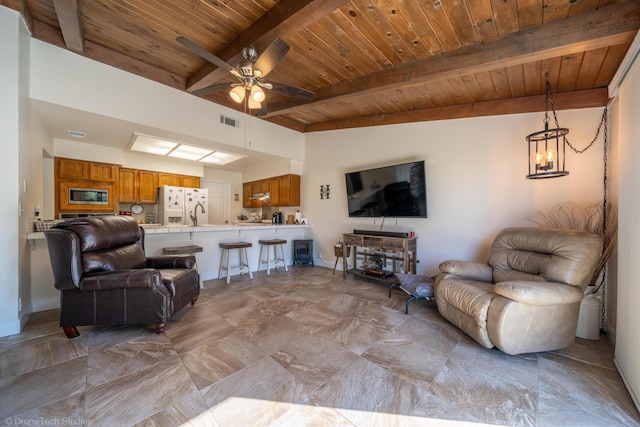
253,38,290,78
269,81,315,100
176,36,237,75
192,83,233,97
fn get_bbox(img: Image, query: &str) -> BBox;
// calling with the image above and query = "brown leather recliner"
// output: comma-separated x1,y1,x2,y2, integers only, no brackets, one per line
45,215,200,338
435,227,603,355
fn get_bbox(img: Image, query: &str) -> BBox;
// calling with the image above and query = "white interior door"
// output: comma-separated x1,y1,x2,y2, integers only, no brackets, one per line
201,180,230,224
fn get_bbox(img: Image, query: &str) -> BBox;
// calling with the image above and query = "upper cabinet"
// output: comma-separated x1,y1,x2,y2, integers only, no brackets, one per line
242,174,300,208
157,173,200,188
138,171,159,203
90,162,118,182
119,168,158,204
242,182,253,208
181,175,201,188
269,177,280,207
55,158,200,215
158,173,181,187
118,168,138,203
276,174,301,207
57,158,117,182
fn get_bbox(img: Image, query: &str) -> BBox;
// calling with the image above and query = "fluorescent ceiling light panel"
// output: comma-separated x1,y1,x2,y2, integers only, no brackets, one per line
129,132,245,165
130,134,178,155
168,144,213,161
200,151,246,165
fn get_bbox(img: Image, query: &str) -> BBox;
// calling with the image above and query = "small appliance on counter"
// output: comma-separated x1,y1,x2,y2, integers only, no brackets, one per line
272,211,283,224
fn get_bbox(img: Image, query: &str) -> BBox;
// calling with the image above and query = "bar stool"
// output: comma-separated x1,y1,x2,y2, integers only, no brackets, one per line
257,239,288,275
218,242,253,284
162,245,203,288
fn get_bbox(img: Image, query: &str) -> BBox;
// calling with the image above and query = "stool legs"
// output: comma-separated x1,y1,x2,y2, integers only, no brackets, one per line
258,243,287,274
278,244,288,272
243,247,253,280
219,247,253,284
226,248,232,284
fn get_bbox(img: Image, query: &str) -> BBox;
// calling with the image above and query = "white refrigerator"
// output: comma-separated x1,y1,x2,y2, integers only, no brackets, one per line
158,185,209,225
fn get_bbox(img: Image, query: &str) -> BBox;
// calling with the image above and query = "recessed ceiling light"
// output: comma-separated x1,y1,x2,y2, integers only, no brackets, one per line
68,130,86,139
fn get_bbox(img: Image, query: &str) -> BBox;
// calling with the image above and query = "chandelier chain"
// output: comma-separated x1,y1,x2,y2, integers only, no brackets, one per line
599,106,609,333
544,75,610,331
545,78,607,154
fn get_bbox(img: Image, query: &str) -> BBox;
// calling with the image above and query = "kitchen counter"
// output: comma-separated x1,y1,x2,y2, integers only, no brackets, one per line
27,222,308,240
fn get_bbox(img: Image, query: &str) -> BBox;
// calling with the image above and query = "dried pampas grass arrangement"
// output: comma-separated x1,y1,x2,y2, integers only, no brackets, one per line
530,201,617,289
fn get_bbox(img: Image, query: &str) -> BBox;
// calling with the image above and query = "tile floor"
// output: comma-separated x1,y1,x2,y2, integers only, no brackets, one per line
1,267,638,427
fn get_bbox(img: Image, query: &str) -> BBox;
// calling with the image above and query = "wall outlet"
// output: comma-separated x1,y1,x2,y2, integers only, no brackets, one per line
18,297,22,312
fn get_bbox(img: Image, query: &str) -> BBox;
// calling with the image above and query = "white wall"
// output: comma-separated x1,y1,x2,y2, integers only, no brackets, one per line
614,50,640,410
0,8,29,335
304,108,607,274
0,9,21,335
29,39,304,160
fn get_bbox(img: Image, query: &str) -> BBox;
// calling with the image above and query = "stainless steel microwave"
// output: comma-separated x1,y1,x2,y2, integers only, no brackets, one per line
68,187,109,205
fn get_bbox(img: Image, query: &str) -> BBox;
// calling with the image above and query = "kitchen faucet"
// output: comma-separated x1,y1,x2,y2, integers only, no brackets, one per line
190,202,206,226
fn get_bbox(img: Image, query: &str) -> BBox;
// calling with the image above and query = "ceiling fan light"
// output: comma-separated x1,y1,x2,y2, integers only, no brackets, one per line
230,86,245,103
250,85,265,103
248,97,262,110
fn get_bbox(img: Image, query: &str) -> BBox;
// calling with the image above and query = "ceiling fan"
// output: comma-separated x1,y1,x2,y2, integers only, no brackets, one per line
176,36,315,113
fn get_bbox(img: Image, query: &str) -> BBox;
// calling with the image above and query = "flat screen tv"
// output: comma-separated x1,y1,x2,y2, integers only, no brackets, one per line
345,160,427,218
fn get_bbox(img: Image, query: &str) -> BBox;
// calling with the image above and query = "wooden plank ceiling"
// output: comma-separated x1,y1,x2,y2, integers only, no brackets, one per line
3,0,638,133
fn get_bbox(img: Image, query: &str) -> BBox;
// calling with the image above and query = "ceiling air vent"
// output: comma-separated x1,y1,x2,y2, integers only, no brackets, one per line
220,114,240,128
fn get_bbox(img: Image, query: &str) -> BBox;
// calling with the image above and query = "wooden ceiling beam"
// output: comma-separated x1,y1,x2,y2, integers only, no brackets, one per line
303,88,609,132
186,0,350,92
265,0,639,118
51,0,84,54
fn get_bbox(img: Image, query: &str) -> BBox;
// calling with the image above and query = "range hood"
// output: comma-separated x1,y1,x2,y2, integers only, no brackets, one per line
250,192,270,200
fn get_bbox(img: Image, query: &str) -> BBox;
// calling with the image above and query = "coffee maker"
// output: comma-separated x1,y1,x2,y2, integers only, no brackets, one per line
272,211,283,224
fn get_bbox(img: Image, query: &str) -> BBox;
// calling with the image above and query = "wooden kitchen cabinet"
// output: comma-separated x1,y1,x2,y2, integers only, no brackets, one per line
89,162,118,182
118,168,138,203
138,170,158,203
269,177,280,206
157,173,200,188
275,174,300,207
57,158,88,180
181,175,200,188
158,173,181,187
242,182,253,208
251,181,261,195
56,158,117,182
242,175,300,208
118,169,158,204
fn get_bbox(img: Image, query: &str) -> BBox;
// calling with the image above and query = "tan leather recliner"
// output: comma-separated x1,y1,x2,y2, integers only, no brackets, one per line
434,227,603,355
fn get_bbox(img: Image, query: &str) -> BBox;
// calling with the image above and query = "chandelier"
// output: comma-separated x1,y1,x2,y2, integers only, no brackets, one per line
525,74,569,179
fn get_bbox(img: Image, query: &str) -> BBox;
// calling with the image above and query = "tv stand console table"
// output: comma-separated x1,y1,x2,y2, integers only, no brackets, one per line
342,232,417,278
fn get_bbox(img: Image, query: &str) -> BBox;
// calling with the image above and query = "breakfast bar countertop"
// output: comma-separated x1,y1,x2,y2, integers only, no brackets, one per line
27,222,309,240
